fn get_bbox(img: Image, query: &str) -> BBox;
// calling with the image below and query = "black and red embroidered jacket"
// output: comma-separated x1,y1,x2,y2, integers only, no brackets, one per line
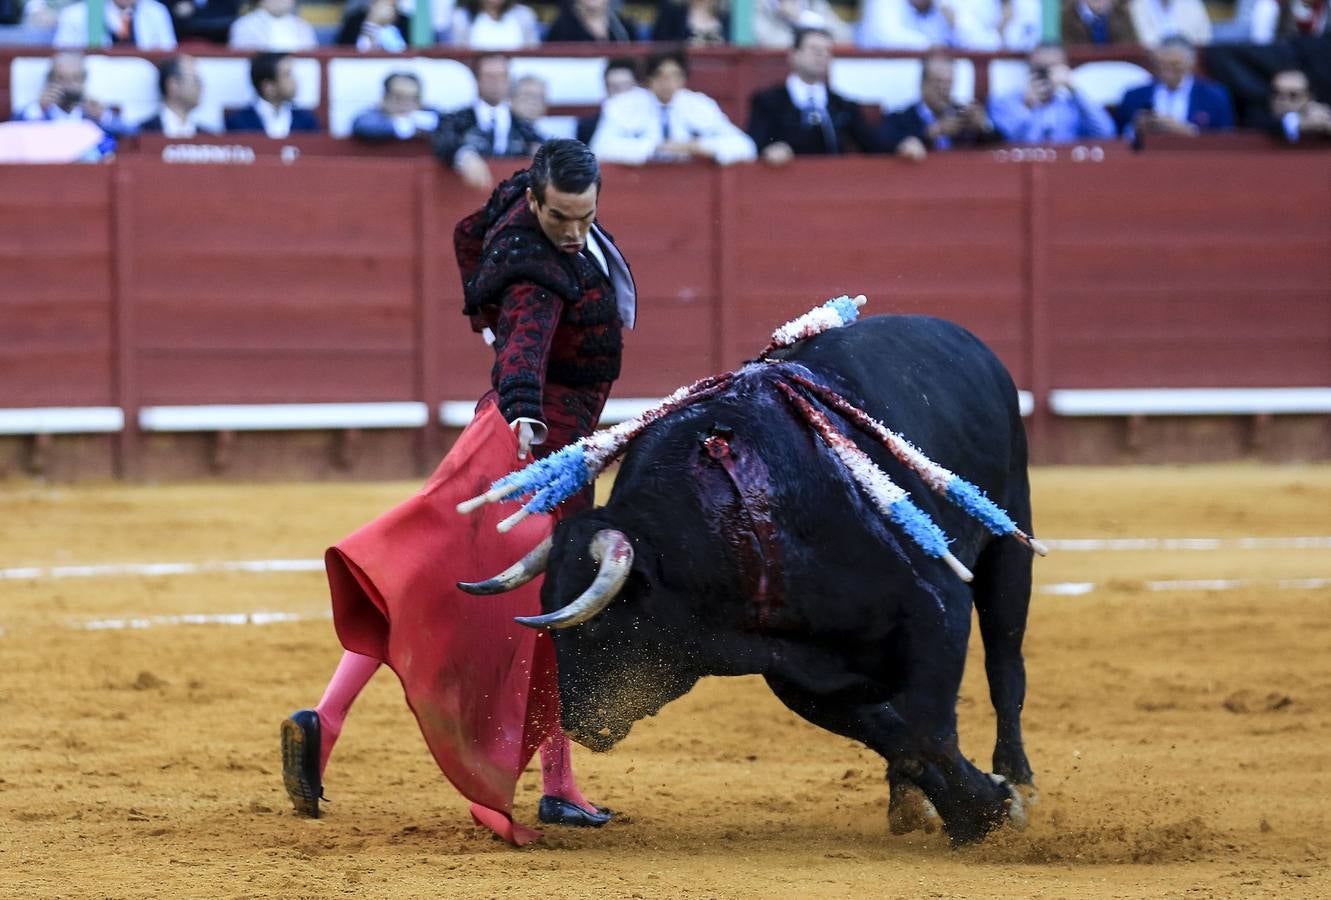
454,171,624,435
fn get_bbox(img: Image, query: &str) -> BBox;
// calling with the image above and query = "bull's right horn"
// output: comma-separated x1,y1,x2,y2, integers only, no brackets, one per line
457,535,552,595
515,529,633,630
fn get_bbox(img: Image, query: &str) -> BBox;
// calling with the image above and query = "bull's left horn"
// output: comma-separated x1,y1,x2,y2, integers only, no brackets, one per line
515,529,633,630
457,536,553,595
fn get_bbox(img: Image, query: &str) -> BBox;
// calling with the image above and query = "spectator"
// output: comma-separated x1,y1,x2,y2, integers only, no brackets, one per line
754,0,853,47
1116,36,1234,137
228,0,317,50
336,0,411,51
1259,67,1331,141
988,43,1116,143
224,52,320,137
138,54,216,137
54,0,177,49
858,0,1001,49
747,26,880,164
351,71,441,142
1061,0,1138,44
576,56,639,144
652,0,729,44
450,0,540,48
433,54,544,191
1127,0,1212,47
16,51,135,136
590,48,757,165
1248,0,1329,42
544,0,636,41
969,0,1044,50
880,51,1000,160
510,73,548,122
169,0,242,42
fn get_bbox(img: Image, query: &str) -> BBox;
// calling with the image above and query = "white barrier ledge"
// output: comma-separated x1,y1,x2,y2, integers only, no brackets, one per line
0,407,124,436
139,402,429,432
446,392,1035,428
0,407,125,435
1049,388,1331,417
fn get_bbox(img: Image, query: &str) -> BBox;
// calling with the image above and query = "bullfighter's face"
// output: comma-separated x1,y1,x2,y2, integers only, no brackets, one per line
526,184,598,255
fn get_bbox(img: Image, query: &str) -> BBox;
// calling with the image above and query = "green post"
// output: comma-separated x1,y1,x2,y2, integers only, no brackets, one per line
1042,0,1060,43
730,0,754,47
87,0,106,47
411,0,433,48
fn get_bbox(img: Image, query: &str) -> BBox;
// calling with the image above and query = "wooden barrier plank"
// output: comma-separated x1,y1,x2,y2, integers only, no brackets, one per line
0,166,114,407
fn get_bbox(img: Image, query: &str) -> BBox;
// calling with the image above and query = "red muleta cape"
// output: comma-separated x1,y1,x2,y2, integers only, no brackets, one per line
323,401,559,846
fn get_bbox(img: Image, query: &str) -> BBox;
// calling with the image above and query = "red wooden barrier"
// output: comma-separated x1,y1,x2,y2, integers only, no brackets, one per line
2,145,1329,478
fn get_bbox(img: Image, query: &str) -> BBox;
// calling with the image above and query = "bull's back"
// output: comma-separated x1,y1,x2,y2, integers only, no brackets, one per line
786,315,1023,481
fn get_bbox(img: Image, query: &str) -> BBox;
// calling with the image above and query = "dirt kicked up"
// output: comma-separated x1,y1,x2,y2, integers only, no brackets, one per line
1,465,1329,898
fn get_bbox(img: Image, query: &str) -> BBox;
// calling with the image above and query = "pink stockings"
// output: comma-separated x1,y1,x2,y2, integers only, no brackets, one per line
311,649,596,812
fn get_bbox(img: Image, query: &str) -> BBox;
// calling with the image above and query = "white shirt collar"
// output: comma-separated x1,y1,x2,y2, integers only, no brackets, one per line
256,97,293,138
785,74,828,110
160,105,200,138
1153,75,1193,122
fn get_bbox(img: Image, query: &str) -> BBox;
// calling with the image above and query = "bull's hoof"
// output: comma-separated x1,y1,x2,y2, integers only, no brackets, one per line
888,782,940,835
538,796,612,827
990,773,1028,831
281,709,323,818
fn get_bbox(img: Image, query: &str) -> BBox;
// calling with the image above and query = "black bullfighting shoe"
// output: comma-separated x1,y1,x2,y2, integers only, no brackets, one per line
538,796,613,827
280,709,324,818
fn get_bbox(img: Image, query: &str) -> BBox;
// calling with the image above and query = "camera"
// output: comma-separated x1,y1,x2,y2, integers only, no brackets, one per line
1031,66,1051,81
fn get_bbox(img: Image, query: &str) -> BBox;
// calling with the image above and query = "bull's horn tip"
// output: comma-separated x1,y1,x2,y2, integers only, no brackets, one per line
513,614,548,629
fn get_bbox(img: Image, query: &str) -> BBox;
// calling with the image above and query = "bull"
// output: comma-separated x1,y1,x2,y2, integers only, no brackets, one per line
467,314,1038,845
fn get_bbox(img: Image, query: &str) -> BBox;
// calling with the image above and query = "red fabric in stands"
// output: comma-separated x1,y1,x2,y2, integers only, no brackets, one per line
323,400,558,846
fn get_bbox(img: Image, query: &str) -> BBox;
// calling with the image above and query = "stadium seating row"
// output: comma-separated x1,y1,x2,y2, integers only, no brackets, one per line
8,53,1153,138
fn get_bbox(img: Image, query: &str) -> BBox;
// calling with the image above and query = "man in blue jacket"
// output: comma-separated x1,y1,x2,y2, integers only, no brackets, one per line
224,52,320,138
351,72,440,143
1116,36,1234,140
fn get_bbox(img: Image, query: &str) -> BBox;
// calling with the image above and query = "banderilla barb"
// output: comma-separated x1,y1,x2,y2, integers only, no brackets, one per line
785,374,1049,557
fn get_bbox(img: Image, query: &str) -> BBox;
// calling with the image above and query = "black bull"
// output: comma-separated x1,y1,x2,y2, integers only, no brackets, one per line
545,315,1034,844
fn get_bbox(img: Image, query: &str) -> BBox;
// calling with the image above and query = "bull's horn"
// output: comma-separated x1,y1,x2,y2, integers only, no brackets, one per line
515,529,633,629
457,536,553,595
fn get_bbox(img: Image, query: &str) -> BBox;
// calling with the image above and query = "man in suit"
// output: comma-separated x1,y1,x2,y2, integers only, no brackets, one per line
747,25,881,164
224,52,320,137
138,55,216,138
433,54,545,193
879,51,1001,160
351,72,441,143
1256,68,1331,143
1116,36,1234,139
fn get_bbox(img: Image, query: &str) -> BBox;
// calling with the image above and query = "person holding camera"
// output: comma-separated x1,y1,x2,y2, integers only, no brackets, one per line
18,51,135,137
878,51,1000,161
988,43,1115,143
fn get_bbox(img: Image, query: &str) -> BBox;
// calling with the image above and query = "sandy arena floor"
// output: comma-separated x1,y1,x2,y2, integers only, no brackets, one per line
2,465,1330,898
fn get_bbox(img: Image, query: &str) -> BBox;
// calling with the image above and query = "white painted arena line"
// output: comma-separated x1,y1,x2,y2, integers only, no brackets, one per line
73,610,332,631
1,537,1329,584
0,559,325,580
1039,578,1331,596
1042,536,1331,551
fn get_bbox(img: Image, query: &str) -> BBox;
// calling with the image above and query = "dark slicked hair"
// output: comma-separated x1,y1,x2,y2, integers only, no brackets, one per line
157,55,184,97
792,25,833,51
249,52,289,95
645,48,689,80
528,139,601,205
